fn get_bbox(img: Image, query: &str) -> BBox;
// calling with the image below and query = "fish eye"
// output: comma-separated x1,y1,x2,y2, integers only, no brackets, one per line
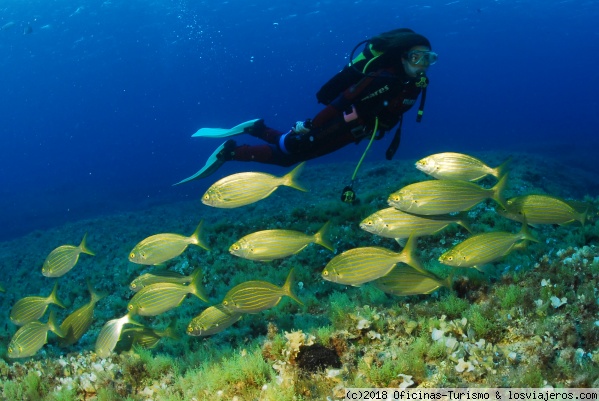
322,270,329,276
365,220,373,226
231,245,239,251
186,326,193,333
129,252,135,259
127,305,134,311
203,194,210,201
447,256,453,261
223,300,229,306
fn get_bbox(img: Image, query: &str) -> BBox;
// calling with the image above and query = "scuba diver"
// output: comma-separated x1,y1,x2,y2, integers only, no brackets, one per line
176,28,437,190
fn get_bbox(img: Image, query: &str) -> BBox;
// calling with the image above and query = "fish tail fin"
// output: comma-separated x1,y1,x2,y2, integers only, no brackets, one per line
580,208,588,226
79,233,95,256
87,280,107,304
456,212,473,233
48,310,66,338
400,235,428,274
491,173,509,210
313,221,335,252
282,268,303,306
282,162,308,192
190,220,211,251
493,156,512,179
49,282,67,309
124,312,144,327
444,267,458,290
189,267,209,302
164,319,182,341
518,216,539,243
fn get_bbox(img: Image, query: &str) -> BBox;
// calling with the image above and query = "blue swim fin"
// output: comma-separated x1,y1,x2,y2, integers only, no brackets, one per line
192,119,262,138
174,140,235,185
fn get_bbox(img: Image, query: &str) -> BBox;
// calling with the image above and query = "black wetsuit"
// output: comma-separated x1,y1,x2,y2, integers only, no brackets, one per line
231,58,425,166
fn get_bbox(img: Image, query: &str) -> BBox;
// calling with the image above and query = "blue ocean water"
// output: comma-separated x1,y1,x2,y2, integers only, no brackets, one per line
1,0,597,241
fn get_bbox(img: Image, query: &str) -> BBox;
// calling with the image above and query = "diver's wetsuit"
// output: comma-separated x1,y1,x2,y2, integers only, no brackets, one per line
229,66,424,167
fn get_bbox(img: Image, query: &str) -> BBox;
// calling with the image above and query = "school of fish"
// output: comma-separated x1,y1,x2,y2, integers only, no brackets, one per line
1,152,590,359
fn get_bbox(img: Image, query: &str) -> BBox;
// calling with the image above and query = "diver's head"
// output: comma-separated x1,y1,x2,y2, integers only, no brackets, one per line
402,45,437,77
368,29,436,78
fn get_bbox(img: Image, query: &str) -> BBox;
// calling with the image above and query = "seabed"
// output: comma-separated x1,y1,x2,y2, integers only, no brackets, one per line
0,151,598,400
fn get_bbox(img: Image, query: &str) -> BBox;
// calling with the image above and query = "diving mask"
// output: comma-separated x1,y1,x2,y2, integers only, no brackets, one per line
406,50,438,66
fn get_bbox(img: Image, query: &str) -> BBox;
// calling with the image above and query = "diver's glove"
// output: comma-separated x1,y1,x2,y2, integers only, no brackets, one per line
292,119,312,134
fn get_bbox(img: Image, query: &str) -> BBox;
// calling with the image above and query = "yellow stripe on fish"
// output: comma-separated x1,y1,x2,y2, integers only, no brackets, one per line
230,221,334,261
373,265,452,296
438,222,538,269
202,162,307,209
415,152,510,181
42,233,95,278
130,270,192,292
222,269,302,313
10,282,66,326
95,313,140,358
59,282,106,347
497,194,587,226
8,311,65,359
187,304,243,337
360,208,471,239
118,321,179,352
388,175,508,215
129,220,210,265
127,268,208,316
321,235,425,286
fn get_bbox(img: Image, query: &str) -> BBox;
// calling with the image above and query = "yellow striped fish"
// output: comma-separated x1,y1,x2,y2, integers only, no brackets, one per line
229,221,334,261
95,312,141,358
416,152,510,181
202,162,307,208
129,220,210,265
127,268,208,316
130,269,192,292
8,311,65,359
42,233,95,277
59,282,106,347
388,175,508,215
117,321,180,352
360,208,471,239
497,194,587,226
187,304,243,337
321,235,424,286
438,222,538,269
222,268,302,313
373,265,452,296
10,282,66,326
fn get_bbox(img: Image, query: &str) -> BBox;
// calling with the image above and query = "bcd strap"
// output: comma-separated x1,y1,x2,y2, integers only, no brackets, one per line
386,78,427,159
416,86,427,123
385,116,403,160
